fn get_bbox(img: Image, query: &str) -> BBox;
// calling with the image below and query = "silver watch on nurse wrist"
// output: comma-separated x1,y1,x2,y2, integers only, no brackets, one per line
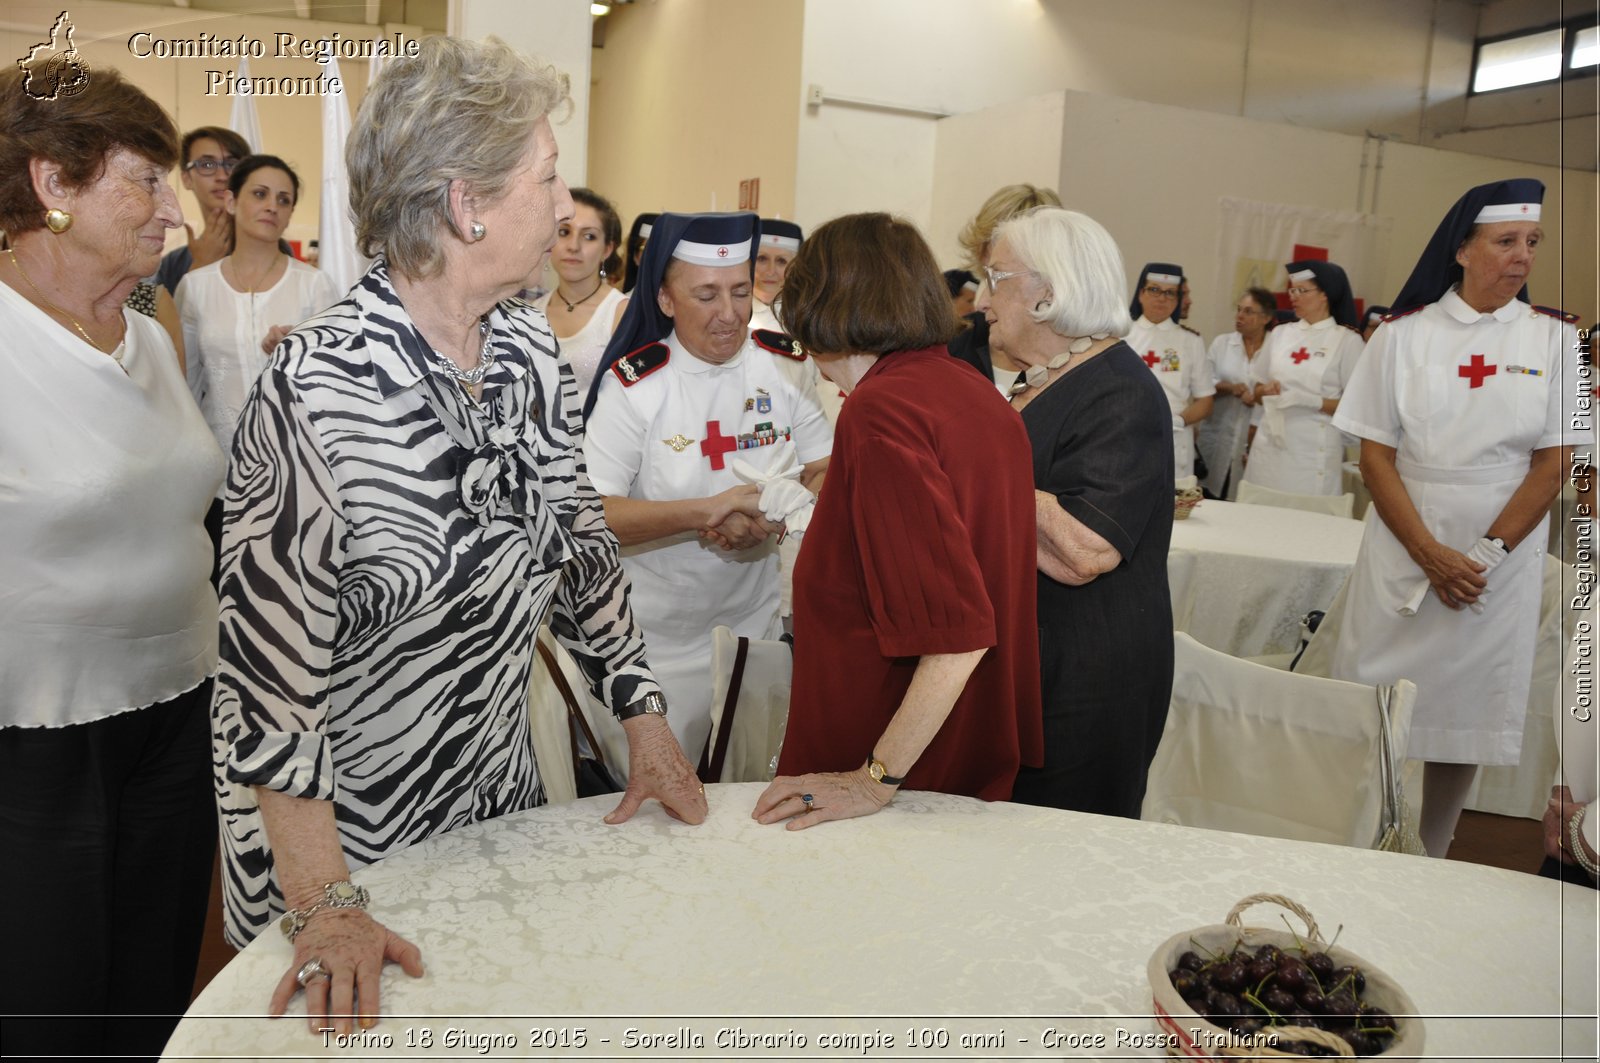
614,691,668,722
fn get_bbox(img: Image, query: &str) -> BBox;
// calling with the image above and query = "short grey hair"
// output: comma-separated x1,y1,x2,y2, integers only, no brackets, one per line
995,208,1132,339
348,35,569,279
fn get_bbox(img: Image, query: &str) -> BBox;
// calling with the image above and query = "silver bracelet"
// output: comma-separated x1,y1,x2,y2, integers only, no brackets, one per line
1568,806,1600,878
280,880,371,942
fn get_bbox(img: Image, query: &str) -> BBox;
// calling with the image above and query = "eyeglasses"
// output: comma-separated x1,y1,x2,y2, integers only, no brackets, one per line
1142,286,1180,299
1287,286,1321,297
184,157,239,175
984,265,1033,288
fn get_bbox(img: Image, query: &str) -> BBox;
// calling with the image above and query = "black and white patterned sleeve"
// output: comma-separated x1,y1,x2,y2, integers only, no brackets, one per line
213,354,346,801
543,357,661,714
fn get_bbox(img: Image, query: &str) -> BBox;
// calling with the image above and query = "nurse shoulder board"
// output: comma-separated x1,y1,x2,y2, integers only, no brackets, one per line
611,342,670,386
751,329,807,361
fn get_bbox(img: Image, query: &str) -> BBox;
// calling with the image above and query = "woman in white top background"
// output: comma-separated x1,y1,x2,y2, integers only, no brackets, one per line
532,186,628,395
178,153,338,572
1242,259,1364,496
1197,285,1274,498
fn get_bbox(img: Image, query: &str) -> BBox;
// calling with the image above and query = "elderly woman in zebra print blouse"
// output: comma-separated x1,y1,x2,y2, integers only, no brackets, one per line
211,37,706,1034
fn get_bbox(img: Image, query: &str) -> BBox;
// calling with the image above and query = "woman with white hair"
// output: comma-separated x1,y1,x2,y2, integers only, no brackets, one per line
212,36,705,1033
976,207,1175,817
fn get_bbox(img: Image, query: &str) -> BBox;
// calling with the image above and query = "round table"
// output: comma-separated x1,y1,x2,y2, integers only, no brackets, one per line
1169,500,1366,658
165,784,1595,1061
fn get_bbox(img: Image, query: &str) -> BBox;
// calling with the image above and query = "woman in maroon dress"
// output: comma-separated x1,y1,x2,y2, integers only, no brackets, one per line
752,213,1043,829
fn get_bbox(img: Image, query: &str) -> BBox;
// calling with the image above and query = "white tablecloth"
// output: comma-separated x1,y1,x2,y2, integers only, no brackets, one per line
165,785,1597,1062
1169,500,1366,657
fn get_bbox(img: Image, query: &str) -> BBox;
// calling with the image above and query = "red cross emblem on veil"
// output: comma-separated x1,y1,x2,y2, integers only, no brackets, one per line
717,246,729,258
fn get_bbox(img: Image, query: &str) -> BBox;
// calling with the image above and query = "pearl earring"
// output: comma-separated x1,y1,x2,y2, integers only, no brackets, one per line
469,221,486,241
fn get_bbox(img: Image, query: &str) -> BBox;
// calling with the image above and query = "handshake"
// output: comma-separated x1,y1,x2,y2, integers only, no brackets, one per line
700,443,816,552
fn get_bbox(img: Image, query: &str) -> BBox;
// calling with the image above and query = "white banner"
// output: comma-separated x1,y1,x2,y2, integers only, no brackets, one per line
1210,197,1391,337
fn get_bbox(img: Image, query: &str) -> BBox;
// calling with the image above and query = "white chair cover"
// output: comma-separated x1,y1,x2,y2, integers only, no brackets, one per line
1142,632,1417,848
703,626,793,784
1237,479,1356,519
527,628,581,805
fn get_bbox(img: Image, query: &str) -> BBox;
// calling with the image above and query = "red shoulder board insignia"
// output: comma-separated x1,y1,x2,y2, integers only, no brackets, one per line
1534,305,1580,323
611,342,669,386
752,328,806,360
1382,306,1425,323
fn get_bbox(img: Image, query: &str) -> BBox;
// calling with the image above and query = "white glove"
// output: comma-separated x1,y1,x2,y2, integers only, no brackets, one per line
758,477,814,526
1462,537,1508,615
731,440,815,535
1396,579,1429,617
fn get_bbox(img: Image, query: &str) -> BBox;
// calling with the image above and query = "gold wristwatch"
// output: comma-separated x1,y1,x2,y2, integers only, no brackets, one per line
866,752,905,786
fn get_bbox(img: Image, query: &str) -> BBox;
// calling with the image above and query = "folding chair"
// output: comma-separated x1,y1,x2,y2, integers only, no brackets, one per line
1142,632,1417,848
1237,480,1356,519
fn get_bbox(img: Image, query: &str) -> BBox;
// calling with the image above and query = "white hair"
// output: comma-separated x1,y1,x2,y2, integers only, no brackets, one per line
995,207,1131,338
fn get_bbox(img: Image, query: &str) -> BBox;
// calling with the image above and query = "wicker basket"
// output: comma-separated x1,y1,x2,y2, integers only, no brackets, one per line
1147,894,1425,1059
1174,487,1203,520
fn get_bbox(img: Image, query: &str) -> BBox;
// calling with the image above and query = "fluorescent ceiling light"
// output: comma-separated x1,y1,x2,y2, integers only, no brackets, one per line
1572,26,1599,69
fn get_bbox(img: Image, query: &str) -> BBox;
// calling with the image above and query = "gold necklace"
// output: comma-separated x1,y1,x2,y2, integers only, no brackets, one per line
230,253,280,294
6,249,125,365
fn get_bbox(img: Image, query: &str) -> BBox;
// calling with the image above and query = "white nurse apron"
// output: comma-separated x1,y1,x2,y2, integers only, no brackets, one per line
1243,319,1359,496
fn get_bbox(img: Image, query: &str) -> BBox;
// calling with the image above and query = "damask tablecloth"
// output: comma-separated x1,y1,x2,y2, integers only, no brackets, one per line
165,784,1596,1062
1169,500,1366,658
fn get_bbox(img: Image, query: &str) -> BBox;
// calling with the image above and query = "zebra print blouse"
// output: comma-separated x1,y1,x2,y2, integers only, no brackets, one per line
212,261,661,947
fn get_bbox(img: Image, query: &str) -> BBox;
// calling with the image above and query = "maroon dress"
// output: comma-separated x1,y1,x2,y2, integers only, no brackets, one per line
778,347,1043,799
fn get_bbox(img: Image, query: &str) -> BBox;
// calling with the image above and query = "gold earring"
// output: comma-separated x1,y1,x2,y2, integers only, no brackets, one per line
44,208,73,234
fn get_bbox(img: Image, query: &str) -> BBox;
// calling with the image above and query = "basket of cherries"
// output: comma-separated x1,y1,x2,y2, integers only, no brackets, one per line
1147,893,1424,1058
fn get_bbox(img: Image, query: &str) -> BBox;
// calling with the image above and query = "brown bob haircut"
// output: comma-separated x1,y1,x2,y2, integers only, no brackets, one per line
778,212,958,356
0,65,179,235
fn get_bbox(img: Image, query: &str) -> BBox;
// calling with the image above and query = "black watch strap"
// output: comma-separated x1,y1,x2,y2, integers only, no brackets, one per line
615,691,668,721
868,751,905,786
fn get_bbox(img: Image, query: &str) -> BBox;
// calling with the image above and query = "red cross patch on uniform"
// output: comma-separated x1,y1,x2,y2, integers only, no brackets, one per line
1458,354,1497,388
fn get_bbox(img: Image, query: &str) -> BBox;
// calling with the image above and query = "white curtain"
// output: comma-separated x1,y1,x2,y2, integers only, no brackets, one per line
317,58,367,293
227,57,263,153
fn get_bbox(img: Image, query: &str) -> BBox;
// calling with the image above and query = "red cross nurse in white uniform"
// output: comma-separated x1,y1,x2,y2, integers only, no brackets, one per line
583,212,832,765
1125,262,1213,485
1241,258,1365,496
1324,178,1582,857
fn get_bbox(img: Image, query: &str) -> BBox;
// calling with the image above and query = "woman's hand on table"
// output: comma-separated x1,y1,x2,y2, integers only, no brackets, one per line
1412,540,1488,609
605,715,708,825
752,768,894,831
1544,786,1577,863
269,908,423,1036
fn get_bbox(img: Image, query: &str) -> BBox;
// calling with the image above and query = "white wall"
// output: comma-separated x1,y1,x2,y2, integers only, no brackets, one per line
587,0,804,233
930,88,1598,340
450,0,593,187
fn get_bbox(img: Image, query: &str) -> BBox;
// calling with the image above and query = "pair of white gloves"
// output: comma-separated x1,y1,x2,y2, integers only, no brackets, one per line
1258,390,1323,442
1397,536,1508,617
731,441,815,538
